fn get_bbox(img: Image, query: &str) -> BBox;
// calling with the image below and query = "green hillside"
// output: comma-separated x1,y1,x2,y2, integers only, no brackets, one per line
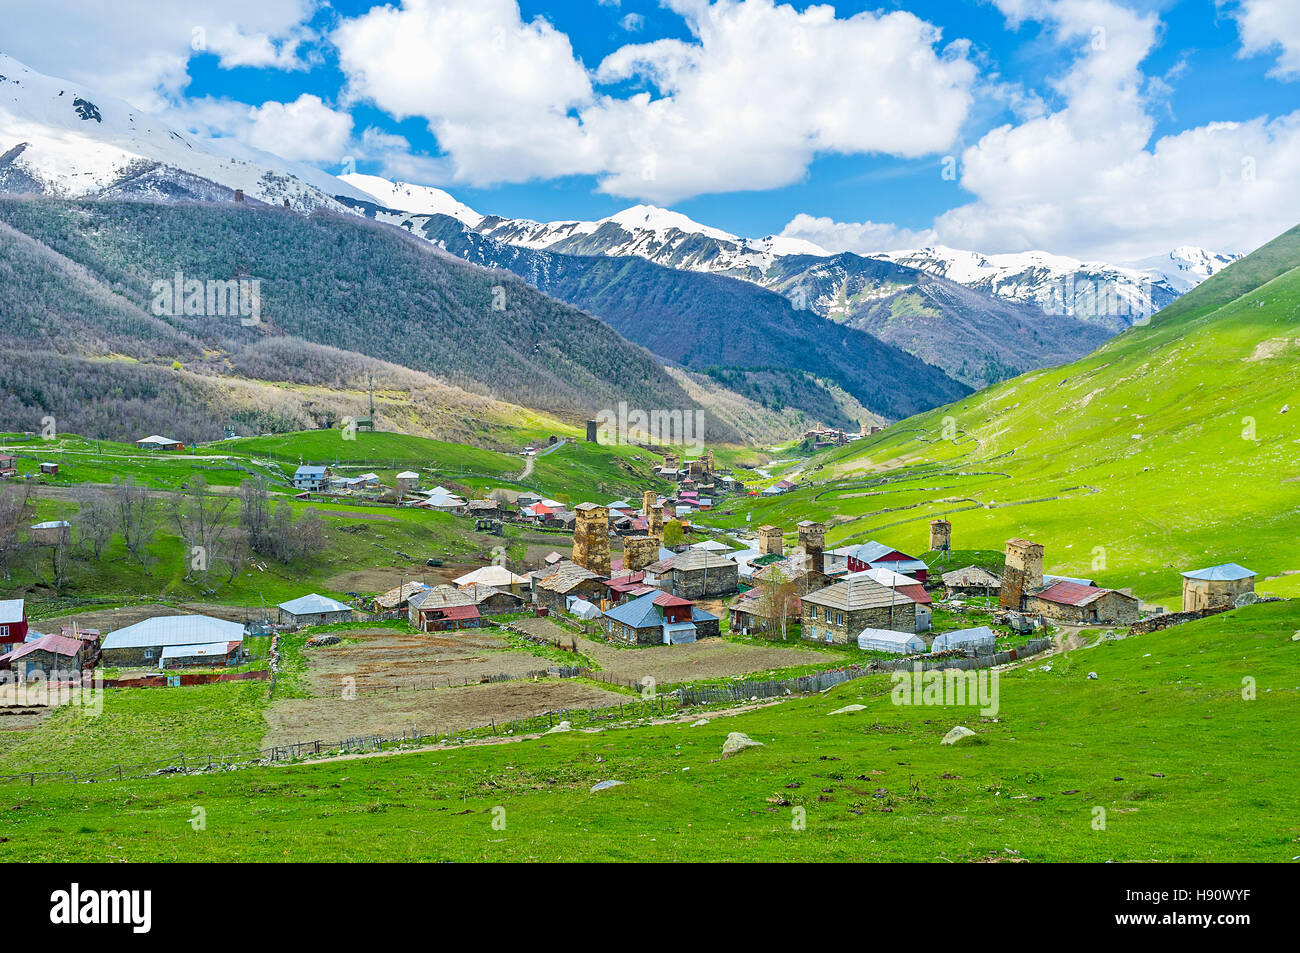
702,225,1300,607
2,601,1295,861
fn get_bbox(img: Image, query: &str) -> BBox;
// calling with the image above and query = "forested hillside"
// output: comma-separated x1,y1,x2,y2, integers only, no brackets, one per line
419,214,970,420
0,197,716,443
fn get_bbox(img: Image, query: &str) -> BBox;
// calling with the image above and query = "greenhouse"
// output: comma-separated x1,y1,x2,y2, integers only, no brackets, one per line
931,625,997,652
856,628,927,654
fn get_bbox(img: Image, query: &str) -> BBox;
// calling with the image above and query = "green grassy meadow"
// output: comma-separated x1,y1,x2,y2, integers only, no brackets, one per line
703,226,1300,608
0,601,1294,861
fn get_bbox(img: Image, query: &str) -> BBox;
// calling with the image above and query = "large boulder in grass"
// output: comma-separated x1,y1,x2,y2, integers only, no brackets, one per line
941,725,978,746
722,732,764,757
829,704,866,715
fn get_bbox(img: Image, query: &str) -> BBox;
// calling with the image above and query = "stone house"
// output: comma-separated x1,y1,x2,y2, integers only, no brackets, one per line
800,576,918,645
100,615,245,668
644,549,738,599
602,590,719,645
277,593,354,626
1180,563,1255,611
1024,581,1141,625
1,633,85,678
534,563,606,612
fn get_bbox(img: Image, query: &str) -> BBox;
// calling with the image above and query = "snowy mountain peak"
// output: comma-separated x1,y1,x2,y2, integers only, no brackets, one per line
0,51,366,210
603,204,737,242
340,173,482,227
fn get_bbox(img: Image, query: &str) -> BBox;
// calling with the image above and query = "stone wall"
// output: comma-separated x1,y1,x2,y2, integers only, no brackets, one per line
624,536,660,572
802,601,918,645
929,519,951,552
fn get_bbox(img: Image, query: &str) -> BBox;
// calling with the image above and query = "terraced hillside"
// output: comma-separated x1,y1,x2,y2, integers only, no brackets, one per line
703,225,1300,607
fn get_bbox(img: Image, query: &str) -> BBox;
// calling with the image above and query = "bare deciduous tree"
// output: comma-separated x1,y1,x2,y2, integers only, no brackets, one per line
109,477,156,574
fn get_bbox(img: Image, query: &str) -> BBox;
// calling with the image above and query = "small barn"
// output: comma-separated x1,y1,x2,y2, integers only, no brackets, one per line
535,563,606,613
941,565,1002,596
29,520,71,546
277,593,354,626
0,454,15,478
460,583,525,615
0,633,85,678
1025,581,1141,625
100,615,245,667
39,462,58,475
1180,563,1255,611
409,586,481,631
136,435,184,451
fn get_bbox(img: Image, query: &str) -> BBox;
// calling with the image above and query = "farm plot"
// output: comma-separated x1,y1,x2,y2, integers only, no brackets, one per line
264,680,626,747
262,626,627,747
512,616,843,686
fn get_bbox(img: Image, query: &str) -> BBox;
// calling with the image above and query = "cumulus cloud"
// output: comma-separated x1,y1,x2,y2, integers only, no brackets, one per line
331,0,978,202
790,0,1300,260
779,214,936,255
170,93,352,164
1229,0,1300,79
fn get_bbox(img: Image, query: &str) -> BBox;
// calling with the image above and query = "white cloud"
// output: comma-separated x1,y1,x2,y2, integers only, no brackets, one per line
779,214,936,255
332,0,978,202
245,95,353,162
621,13,646,32
170,93,352,164
790,0,1300,260
1229,0,1300,79
0,0,317,108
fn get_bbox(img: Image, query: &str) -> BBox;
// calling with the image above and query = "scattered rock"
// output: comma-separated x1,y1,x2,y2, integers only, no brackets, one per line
941,726,978,746
690,719,709,727
305,634,341,647
1087,672,1098,679
589,780,624,793
545,721,572,734
722,732,764,757
829,704,866,715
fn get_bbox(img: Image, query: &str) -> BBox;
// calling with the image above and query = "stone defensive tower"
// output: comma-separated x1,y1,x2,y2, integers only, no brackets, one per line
624,536,659,573
1000,538,1044,610
572,503,611,577
585,420,599,443
929,519,952,552
643,491,664,539
758,524,783,557
797,521,825,572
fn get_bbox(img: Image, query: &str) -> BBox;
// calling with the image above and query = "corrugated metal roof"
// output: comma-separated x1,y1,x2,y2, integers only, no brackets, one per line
802,576,911,612
1181,562,1255,581
6,633,82,661
0,599,24,624
103,615,245,650
1033,581,1108,607
453,565,525,588
278,593,353,615
159,641,234,660
410,585,476,610
294,465,327,476
604,591,664,629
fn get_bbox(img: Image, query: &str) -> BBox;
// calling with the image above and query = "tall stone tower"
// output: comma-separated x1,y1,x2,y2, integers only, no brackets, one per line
703,449,714,472
572,503,611,577
624,536,659,572
585,420,599,443
929,519,952,552
797,521,825,572
758,525,783,557
643,492,664,540
1000,538,1044,610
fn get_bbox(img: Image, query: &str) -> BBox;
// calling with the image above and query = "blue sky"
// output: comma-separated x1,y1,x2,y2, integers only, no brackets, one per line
7,0,1300,259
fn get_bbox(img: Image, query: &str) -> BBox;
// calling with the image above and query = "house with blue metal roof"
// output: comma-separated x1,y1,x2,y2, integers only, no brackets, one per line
278,593,355,626
293,465,329,492
1180,563,1256,611
602,591,719,645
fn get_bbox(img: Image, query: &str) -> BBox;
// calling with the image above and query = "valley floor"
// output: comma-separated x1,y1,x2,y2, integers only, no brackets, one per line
1,601,1295,862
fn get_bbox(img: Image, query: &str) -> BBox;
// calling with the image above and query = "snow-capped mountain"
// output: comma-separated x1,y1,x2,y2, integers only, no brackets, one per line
1126,246,1241,294
0,52,371,211
872,245,1239,329
341,171,1229,331
471,202,832,277
339,172,482,227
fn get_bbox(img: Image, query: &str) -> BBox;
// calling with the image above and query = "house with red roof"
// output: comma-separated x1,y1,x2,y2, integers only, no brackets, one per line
1024,580,1141,625
0,633,86,678
0,599,28,647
